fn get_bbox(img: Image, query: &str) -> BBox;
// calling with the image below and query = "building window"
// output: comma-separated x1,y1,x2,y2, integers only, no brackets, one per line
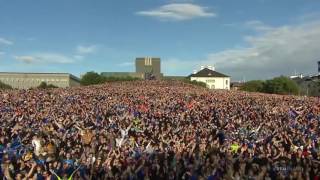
144,57,152,66
206,79,215,83
226,80,228,85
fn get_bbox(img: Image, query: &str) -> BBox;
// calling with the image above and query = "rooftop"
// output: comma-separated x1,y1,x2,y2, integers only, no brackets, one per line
0,72,80,82
189,68,229,78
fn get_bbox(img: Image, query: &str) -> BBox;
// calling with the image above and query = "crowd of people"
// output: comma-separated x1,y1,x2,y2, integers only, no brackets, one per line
0,80,320,179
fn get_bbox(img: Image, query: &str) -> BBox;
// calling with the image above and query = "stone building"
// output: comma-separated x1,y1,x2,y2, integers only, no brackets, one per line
0,72,80,89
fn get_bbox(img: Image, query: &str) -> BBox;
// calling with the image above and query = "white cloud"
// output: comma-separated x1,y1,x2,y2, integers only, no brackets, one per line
0,38,13,45
163,20,320,80
136,3,216,21
14,53,75,64
297,12,320,22
14,56,36,64
76,45,97,54
73,55,84,60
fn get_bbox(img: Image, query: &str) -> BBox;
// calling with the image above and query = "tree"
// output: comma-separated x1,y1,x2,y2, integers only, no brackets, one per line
182,78,207,88
263,76,299,95
240,76,300,95
103,76,140,82
47,84,58,88
0,81,12,89
38,82,58,89
240,80,264,92
80,71,106,86
38,82,48,89
294,79,320,97
81,72,141,86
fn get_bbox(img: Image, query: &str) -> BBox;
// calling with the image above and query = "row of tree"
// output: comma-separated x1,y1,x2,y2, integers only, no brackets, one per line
183,79,207,88
80,71,209,88
37,82,58,89
240,76,300,95
0,81,58,90
0,81,12,89
293,77,320,97
80,71,141,86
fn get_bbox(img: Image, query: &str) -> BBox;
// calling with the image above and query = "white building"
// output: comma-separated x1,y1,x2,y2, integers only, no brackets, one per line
189,67,230,90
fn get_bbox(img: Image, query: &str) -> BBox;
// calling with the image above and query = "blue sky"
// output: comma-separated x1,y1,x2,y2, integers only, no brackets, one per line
0,0,320,80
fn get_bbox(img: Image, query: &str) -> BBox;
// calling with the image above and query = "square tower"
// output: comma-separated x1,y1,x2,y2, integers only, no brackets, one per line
135,57,161,79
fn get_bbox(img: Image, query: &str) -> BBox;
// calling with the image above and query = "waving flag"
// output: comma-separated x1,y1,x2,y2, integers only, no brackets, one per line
140,104,148,112
289,109,298,119
187,101,194,109
231,144,240,153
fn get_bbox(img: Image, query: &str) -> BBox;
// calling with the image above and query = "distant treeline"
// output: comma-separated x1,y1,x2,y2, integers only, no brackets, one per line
80,71,141,86
182,79,207,88
37,82,58,89
240,76,300,95
0,81,12,89
0,81,59,90
80,71,208,88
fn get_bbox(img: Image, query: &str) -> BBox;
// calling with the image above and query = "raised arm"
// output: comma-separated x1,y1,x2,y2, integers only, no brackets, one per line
53,119,64,129
68,166,82,180
126,123,133,132
3,164,14,180
50,169,62,180
26,162,37,179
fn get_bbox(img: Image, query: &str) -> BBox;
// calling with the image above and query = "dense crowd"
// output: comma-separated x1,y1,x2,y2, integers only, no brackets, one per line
0,80,320,180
